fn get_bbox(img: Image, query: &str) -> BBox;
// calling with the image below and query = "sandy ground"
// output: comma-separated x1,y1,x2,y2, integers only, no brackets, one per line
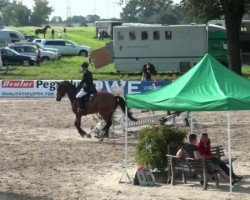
0,98,249,200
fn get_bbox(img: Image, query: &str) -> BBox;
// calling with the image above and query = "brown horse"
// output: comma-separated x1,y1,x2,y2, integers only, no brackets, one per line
56,81,137,138
35,25,51,38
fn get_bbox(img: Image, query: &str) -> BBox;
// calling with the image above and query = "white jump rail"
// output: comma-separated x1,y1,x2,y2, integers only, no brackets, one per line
127,113,175,127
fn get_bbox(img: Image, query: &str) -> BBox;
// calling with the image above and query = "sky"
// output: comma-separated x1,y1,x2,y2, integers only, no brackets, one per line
19,0,181,20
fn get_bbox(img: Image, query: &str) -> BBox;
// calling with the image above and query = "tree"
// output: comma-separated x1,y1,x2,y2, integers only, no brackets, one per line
50,16,62,23
180,0,250,75
2,0,31,26
119,0,176,23
0,0,10,25
85,14,100,23
156,5,181,24
30,0,53,26
65,15,86,24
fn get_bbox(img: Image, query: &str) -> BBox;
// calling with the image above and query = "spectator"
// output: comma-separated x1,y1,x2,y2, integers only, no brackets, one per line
176,134,235,184
35,48,41,66
196,133,242,182
98,30,101,39
51,29,55,39
141,63,157,81
58,31,62,38
63,27,67,38
148,62,157,75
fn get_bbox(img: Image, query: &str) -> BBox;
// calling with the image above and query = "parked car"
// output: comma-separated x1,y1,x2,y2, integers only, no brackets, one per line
8,43,58,61
24,35,40,42
40,39,92,56
32,38,42,43
13,42,61,59
0,47,36,66
0,29,25,48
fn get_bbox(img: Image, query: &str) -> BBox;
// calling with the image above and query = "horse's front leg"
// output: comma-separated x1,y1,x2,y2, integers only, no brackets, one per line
74,114,91,138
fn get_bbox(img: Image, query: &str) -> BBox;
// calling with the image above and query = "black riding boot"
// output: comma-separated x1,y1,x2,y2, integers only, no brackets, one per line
77,97,86,112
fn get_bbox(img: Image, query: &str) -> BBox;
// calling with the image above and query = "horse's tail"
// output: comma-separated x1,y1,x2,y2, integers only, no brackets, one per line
115,96,137,121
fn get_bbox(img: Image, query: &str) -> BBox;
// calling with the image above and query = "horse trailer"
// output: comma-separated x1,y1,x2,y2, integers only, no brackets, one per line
208,19,250,64
95,21,123,38
90,24,228,73
111,24,228,73
0,29,25,47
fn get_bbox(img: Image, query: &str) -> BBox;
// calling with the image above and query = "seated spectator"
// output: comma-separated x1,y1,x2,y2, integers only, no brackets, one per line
176,134,203,159
196,133,242,182
176,134,234,184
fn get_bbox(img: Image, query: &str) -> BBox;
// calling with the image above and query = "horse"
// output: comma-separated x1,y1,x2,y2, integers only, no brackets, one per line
35,25,51,38
56,81,137,138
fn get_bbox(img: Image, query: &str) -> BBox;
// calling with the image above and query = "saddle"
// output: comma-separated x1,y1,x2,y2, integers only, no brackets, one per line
83,93,96,104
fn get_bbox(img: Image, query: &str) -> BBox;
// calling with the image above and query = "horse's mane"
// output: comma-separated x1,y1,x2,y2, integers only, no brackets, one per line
62,81,77,90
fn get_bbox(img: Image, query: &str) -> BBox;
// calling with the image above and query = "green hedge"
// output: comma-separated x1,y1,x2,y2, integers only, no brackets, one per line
135,125,187,170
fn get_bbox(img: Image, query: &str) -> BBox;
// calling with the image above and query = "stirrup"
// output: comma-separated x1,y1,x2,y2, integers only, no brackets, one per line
77,108,83,113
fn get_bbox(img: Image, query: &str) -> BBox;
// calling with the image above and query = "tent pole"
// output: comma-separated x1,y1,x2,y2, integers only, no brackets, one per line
119,106,132,184
190,112,193,134
227,112,232,192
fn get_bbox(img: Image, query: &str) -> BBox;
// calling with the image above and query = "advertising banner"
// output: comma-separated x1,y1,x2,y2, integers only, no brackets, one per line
0,80,171,98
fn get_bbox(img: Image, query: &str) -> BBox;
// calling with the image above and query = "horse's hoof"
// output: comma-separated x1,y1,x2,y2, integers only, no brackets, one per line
79,131,86,138
86,134,91,138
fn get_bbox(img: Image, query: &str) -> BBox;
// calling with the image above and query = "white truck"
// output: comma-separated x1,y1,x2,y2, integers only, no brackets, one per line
91,24,228,73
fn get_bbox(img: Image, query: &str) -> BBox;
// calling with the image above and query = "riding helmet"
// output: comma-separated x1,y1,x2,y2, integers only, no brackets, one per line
81,62,89,68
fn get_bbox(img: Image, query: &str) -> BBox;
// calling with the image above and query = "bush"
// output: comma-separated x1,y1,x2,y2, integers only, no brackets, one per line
135,125,187,170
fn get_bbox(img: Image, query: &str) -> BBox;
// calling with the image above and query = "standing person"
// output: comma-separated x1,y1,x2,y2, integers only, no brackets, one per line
196,133,242,182
51,29,55,39
141,64,152,81
58,30,62,38
76,62,97,112
141,62,157,81
63,27,67,38
98,30,101,39
148,62,157,76
35,47,41,66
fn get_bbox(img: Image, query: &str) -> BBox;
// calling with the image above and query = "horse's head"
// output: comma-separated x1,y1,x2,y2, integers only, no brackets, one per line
56,81,77,101
56,81,67,101
46,25,51,29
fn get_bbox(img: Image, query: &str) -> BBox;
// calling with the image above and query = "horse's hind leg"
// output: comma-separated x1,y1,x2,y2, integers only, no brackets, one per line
102,118,113,138
100,112,114,138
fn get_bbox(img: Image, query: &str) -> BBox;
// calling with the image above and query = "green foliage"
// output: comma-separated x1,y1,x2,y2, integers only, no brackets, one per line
135,125,187,170
30,0,53,26
2,1,31,26
120,0,180,23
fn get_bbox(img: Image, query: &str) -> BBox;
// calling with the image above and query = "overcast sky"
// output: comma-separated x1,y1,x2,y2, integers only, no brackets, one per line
20,0,181,20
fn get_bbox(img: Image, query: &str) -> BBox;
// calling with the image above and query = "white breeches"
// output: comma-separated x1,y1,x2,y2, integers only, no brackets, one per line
76,88,87,98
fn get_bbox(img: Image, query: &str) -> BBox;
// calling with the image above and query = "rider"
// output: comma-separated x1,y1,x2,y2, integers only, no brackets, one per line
76,62,97,112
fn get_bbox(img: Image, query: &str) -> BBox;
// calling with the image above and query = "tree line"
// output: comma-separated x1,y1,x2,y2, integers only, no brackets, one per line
0,0,104,26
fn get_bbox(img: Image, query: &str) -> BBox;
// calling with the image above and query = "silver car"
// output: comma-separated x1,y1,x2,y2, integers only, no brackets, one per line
40,39,92,56
8,43,58,61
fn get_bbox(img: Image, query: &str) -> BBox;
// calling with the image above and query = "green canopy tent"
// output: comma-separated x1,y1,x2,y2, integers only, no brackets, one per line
126,54,250,111
123,54,250,191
